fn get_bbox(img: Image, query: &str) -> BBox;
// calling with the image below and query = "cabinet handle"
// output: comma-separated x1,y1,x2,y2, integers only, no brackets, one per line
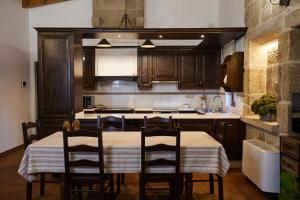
199,81,202,85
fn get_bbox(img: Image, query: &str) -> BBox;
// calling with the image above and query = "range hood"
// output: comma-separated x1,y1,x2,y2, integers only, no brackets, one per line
95,48,137,78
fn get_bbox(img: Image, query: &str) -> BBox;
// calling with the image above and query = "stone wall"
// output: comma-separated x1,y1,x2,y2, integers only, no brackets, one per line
92,0,144,28
244,0,300,136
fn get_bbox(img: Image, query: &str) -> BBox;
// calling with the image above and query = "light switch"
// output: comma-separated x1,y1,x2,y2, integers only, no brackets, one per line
21,81,27,88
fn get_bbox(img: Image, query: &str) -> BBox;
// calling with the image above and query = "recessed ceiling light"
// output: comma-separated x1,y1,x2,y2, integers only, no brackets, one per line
201,34,205,38
118,34,122,38
158,35,163,38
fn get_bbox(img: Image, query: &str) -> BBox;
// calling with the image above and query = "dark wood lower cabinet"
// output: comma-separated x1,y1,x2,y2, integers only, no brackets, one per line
177,119,214,135
39,119,69,138
215,119,245,160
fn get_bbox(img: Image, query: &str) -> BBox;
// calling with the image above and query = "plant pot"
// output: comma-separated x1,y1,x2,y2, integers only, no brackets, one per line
259,113,276,122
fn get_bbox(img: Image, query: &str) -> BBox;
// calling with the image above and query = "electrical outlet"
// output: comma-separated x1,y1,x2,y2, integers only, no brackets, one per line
21,81,27,88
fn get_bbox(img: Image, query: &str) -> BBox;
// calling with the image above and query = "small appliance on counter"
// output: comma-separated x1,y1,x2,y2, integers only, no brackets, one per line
83,95,94,109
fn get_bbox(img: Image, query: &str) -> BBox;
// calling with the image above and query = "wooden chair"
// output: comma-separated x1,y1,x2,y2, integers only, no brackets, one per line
143,116,173,129
184,121,228,200
97,115,125,194
22,121,47,200
62,128,114,200
140,127,181,200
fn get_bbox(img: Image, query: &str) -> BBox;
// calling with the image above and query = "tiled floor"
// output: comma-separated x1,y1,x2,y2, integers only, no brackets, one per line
0,148,277,200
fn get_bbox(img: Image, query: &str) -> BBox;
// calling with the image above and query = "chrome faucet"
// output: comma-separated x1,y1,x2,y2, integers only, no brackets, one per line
213,95,224,112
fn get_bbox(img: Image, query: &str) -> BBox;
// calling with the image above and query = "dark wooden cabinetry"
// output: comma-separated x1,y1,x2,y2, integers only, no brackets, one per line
137,50,152,89
152,49,178,81
223,52,244,92
178,119,214,134
202,51,220,89
215,119,244,160
138,48,221,90
37,32,83,138
178,49,200,89
83,47,97,90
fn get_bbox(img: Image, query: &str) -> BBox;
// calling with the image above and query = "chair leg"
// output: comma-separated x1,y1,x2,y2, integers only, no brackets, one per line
110,174,114,195
184,173,193,200
218,175,224,200
26,181,32,200
117,173,121,194
121,173,125,185
139,174,145,200
40,173,45,196
209,173,214,194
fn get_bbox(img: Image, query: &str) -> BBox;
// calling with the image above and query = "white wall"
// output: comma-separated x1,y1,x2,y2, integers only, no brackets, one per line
218,0,245,27
0,0,30,152
144,0,219,28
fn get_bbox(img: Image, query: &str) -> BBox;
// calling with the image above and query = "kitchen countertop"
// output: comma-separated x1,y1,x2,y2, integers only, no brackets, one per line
75,111,242,120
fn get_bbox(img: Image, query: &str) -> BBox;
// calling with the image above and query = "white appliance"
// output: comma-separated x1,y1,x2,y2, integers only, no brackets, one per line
95,49,137,77
242,139,280,193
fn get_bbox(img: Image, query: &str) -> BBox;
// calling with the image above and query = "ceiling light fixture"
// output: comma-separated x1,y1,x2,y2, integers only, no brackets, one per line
97,39,111,48
270,0,290,6
158,35,163,38
201,34,205,38
141,39,156,48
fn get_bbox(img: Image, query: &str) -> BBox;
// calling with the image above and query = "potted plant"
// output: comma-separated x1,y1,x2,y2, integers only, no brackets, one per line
251,94,277,121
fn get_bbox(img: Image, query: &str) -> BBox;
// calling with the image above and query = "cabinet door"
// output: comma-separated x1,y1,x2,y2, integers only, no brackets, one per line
39,119,67,138
83,48,97,90
38,32,74,119
227,52,244,92
202,51,221,89
152,49,178,81
137,50,152,89
215,119,244,160
178,49,199,89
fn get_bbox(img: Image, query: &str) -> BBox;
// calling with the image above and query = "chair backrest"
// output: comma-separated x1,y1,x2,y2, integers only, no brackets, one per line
62,128,105,190
143,116,173,129
213,121,228,145
97,116,125,131
22,121,40,149
141,127,181,175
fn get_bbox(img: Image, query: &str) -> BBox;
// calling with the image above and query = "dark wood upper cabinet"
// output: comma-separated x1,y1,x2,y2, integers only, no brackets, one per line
178,49,199,89
225,52,244,92
137,50,152,89
83,47,97,90
152,49,178,81
202,50,221,89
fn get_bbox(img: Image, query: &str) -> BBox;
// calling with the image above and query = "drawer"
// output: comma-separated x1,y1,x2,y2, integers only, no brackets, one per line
281,137,300,160
281,155,300,178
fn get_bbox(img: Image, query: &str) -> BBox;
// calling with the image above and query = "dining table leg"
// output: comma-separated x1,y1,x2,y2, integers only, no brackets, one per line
209,173,214,194
184,173,193,200
217,175,223,200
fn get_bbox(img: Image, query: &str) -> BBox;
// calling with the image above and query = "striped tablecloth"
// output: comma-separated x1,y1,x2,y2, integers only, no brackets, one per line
18,131,230,182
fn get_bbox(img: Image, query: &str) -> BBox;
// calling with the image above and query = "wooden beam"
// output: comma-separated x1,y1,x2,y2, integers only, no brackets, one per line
22,0,69,8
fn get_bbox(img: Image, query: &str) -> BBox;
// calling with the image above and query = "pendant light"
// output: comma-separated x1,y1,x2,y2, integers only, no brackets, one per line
141,39,155,48
97,39,111,48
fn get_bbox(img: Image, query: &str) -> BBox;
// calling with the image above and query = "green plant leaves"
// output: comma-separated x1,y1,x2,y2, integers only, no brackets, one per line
280,172,300,200
251,94,277,115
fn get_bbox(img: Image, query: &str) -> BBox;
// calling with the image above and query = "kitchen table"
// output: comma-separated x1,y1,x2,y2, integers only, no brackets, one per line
18,131,230,200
